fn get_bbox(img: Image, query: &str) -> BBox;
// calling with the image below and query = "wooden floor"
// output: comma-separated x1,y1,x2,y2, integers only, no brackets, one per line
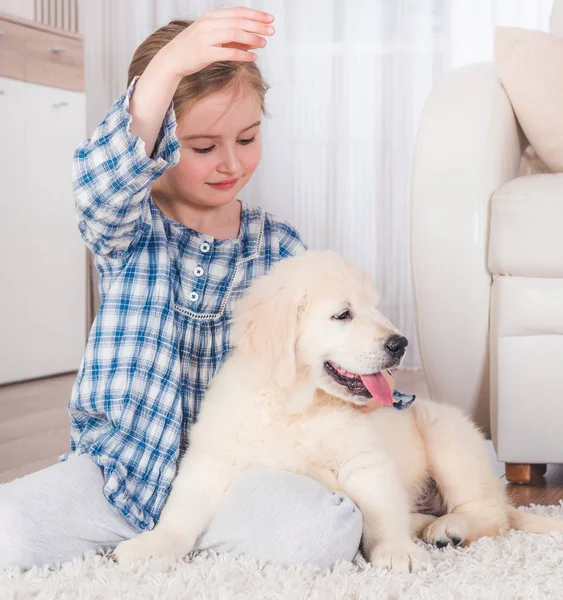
1,371,563,508
0,373,74,482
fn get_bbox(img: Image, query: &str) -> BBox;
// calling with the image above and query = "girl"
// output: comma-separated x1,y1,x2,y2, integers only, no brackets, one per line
0,7,362,570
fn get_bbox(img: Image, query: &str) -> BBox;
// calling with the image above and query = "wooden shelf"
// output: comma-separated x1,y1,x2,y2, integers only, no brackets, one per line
0,11,83,91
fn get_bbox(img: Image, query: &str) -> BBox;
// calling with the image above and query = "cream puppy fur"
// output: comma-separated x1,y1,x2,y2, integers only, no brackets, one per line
113,251,563,572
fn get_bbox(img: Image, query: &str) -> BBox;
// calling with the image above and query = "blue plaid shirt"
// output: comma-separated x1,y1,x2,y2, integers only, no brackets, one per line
65,79,306,531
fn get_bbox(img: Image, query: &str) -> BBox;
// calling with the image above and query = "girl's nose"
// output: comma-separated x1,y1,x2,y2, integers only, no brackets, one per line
217,146,241,174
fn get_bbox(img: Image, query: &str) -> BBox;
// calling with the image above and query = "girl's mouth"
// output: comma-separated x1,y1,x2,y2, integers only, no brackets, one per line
207,178,240,190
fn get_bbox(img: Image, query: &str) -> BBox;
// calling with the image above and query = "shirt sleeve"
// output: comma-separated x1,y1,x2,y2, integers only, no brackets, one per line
276,219,308,258
73,77,181,257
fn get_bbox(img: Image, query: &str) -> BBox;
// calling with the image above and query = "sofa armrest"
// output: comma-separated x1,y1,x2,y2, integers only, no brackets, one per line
411,63,527,434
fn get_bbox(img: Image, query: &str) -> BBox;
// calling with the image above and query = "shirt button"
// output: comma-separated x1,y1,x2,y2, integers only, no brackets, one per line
194,266,204,277
200,242,210,253
189,291,199,303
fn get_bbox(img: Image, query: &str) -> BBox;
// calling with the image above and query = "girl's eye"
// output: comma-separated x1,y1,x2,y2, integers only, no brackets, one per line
332,310,352,321
192,145,215,154
191,135,256,154
238,135,256,145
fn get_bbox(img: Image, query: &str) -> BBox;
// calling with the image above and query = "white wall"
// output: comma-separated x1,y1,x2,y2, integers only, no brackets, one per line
0,0,34,20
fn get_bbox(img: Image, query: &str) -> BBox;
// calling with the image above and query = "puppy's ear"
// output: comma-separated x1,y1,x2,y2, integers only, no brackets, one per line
231,275,305,390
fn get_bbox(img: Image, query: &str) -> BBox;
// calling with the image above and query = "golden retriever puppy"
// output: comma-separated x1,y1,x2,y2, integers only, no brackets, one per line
113,251,563,572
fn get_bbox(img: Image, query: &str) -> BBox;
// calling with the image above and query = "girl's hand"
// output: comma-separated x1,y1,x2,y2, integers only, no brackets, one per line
129,7,274,157
156,7,275,80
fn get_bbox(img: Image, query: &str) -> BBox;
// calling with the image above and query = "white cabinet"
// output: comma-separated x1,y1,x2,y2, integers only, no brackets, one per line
0,77,28,382
0,75,86,383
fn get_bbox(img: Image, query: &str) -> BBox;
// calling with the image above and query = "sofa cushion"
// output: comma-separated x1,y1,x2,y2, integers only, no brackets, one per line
488,174,563,277
495,27,563,173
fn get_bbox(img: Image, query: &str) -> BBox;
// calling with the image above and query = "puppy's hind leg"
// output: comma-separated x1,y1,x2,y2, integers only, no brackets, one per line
112,454,236,566
413,400,510,548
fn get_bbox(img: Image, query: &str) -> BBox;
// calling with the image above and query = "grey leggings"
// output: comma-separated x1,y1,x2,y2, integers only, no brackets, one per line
0,455,363,570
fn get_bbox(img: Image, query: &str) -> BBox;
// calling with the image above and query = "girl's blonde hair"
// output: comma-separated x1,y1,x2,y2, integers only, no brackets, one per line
128,19,269,119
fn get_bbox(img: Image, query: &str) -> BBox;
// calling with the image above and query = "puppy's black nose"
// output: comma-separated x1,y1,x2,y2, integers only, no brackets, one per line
384,334,408,357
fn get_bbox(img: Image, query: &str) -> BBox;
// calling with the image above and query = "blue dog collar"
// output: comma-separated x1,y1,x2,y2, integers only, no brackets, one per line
392,390,416,410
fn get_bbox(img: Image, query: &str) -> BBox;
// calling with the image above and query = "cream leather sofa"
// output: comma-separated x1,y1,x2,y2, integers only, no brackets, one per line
411,2,563,484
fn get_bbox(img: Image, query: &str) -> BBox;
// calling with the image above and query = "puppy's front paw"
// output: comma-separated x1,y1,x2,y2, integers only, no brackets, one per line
370,540,427,573
423,513,470,548
111,530,186,568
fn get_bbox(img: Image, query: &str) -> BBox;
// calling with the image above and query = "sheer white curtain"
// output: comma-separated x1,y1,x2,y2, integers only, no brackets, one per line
80,0,553,369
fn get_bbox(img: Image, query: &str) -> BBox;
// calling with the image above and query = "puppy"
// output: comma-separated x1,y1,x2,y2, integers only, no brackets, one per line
113,251,563,571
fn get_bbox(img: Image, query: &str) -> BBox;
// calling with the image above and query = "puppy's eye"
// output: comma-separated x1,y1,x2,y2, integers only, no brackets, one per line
333,310,352,321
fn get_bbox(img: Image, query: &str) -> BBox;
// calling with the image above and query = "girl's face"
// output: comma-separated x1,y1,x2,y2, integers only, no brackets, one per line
156,87,262,209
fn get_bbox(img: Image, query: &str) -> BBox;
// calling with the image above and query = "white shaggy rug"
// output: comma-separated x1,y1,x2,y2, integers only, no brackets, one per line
2,504,563,600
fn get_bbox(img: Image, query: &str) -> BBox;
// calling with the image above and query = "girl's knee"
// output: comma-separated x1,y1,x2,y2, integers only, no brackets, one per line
243,468,363,567
199,468,363,569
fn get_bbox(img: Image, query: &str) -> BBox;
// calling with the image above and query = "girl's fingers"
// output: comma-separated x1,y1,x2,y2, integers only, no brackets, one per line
207,28,267,49
203,6,274,24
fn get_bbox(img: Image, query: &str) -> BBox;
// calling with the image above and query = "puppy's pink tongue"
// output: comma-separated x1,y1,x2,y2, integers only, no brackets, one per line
360,372,393,406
